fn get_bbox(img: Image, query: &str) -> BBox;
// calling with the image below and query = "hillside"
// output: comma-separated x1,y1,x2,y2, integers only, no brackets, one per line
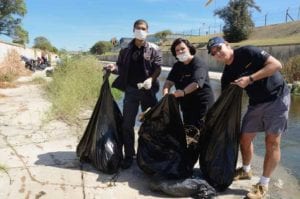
162,21,300,50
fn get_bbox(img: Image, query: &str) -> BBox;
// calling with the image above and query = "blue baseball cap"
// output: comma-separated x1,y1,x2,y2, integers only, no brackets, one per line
207,37,225,54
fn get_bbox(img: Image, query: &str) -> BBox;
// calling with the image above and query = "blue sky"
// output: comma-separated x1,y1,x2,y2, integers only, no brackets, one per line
1,0,299,51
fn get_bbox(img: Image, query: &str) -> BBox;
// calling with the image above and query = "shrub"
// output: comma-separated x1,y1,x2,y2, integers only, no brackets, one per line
282,55,300,83
0,49,26,82
46,55,121,123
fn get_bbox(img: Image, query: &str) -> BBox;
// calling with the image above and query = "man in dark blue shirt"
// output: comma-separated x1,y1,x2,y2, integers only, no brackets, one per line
207,37,290,199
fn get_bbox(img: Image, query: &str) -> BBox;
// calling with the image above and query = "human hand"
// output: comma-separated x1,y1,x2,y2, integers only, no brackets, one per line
143,77,152,90
162,88,169,96
137,78,153,90
172,89,185,98
231,76,252,88
104,63,116,72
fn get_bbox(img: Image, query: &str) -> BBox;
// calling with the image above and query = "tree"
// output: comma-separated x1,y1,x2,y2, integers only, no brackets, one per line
33,36,56,52
154,30,172,42
0,0,28,43
90,41,113,55
12,25,29,44
214,0,260,42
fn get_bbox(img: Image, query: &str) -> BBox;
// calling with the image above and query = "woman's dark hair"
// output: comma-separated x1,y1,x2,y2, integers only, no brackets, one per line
133,19,148,29
170,38,196,57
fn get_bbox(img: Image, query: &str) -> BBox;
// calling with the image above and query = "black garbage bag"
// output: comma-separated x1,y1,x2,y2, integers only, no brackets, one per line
200,85,243,191
76,72,123,174
137,94,192,179
149,177,216,198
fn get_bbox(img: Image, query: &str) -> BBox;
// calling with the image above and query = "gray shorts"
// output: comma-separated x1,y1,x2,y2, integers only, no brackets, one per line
241,91,290,134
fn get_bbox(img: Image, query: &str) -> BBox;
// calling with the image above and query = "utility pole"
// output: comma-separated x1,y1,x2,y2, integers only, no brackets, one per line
265,13,268,26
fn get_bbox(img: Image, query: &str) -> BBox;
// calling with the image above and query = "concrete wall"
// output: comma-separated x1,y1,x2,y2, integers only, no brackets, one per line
99,43,300,72
0,40,57,65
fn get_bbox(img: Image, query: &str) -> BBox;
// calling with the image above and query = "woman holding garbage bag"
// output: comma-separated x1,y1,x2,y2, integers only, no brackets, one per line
163,38,214,130
162,38,214,166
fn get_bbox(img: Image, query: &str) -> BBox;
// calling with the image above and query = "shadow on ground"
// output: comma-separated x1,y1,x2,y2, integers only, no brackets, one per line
35,151,249,198
34,151,167,197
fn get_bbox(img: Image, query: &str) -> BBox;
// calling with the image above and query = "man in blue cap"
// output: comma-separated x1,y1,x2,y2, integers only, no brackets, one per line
207,37,290,199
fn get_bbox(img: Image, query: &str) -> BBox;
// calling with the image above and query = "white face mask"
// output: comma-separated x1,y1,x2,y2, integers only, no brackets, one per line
176,51,190,62
134,29,147,40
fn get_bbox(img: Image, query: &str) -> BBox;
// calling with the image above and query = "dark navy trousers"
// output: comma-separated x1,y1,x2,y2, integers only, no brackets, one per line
122,86,157,158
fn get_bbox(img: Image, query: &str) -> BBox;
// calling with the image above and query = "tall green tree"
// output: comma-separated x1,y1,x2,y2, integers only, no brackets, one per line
0,0,28,44
214,0,260,42
33,36,56,52
90,41,113,55
12,25,29,44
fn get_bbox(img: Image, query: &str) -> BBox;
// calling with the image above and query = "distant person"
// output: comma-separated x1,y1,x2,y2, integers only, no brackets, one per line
207,36,290,199
37,57,42,65
55,56,61,65
104,19,162,169
41,53,48,65
20,55,35,71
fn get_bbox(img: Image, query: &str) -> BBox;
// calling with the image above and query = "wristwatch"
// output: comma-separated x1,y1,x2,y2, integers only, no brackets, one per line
249,75,254,83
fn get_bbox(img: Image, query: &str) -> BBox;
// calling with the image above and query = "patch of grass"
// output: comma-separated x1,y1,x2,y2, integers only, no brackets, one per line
231,35,300,47
46,55,102,122
46,55,121,123
111,87,123,100
0,73,15,82
161,21,300,49
0,49,26,83
282,55,300,83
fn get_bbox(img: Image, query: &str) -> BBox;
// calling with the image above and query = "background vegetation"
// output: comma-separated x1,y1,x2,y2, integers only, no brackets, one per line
33,36,58,53
46,55,121,123
214,0,260,42
0,49,28,86
0,0,28,45
90,41,113,55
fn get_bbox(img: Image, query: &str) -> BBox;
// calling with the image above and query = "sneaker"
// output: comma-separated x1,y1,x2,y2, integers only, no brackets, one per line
121,157,133,169
246,183,268,199
233,167,253,180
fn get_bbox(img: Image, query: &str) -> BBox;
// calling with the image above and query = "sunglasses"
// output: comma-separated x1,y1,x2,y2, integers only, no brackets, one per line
210,45,223,56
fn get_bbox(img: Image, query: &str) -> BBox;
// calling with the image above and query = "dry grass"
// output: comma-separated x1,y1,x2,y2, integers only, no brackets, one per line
0,49,30,86
249,21,300,40
0,81,16,88
281,55,300,83
162,21,300,49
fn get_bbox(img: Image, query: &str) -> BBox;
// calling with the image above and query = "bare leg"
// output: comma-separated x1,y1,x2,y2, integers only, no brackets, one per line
263,133,281,177
240,133,256,165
